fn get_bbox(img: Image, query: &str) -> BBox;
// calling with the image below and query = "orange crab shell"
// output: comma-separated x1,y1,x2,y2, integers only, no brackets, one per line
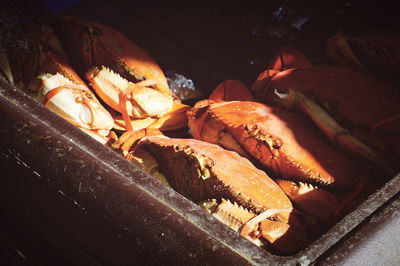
188,99,371,223
268,46,313,70
52,16,170,96
37,48,87,86
143,136,293,211
252,45,400,170
114,129,311,254
252,65,400,134
209,80,255,101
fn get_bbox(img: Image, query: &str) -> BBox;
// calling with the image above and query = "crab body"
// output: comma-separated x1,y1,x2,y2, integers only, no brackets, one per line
50,16,188,132
1,20,115,144
5,22,83,94
52,16,169,93
113,129,311,254
252,47,400,170
209,80,255,101
188,99,371,224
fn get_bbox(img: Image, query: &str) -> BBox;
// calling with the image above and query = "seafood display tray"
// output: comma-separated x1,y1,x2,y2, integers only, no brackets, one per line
1,0,399,265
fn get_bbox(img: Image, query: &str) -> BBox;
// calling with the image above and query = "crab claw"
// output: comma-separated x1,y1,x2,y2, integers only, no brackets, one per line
202,198,310,255
86,66,173,118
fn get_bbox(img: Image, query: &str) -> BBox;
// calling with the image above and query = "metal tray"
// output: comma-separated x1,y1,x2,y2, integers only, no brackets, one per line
1,0,399,264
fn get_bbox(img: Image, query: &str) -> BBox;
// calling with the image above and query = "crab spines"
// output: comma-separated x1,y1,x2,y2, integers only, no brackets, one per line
275,179,340,223
86,65,173,117
202,198,312,255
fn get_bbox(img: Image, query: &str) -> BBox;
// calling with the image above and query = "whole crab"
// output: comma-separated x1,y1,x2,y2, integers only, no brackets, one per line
2,20,115,143
251,46,400,173
112,129,311,255
51,16,188,132
188,99,375,226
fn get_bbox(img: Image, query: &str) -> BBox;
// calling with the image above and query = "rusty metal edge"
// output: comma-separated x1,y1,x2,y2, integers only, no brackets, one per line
1,77,400,265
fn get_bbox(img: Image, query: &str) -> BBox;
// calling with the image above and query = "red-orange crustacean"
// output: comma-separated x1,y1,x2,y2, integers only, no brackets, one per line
112,128,311,255
326,29,400,80
5,22,83,93
251,46,400,173
3,14,388,256
187,96,375,228
51,16,189,132
3,21,115,143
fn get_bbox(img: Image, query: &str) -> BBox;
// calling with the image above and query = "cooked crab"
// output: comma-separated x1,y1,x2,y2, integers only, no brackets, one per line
112,128,311,255
252,46,400,173
52,16,189,132
188,99,375,225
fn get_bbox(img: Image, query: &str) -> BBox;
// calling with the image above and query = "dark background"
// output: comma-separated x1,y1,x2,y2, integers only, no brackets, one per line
2,0,400,94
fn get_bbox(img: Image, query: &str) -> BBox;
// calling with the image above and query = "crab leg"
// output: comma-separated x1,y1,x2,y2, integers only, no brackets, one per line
240,207,293,238
326,31,364,68
273,88,393,174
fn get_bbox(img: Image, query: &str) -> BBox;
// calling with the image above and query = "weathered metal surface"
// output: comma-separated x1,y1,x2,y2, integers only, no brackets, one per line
317,190,400,265
1,0,400,264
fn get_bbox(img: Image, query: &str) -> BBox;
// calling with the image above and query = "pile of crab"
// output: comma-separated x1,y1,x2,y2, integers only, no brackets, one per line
1,16,399,255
